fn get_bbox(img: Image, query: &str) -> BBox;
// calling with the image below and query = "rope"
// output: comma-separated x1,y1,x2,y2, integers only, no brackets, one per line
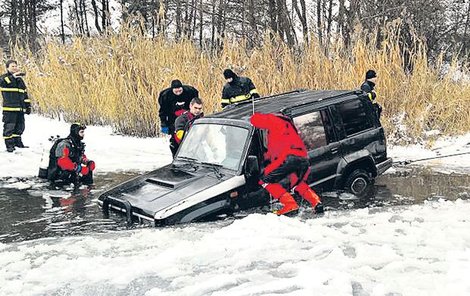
395,151,470,165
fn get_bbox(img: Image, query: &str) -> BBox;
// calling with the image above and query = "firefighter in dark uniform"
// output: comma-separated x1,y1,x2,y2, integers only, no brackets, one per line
158,79,199,135
221,69,260,108
170,97,204,157
361,69,382,119
1,60,31,152
47,123,95,186
250,112,323,215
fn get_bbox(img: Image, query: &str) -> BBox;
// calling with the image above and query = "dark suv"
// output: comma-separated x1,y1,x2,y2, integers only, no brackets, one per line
98,90,392,225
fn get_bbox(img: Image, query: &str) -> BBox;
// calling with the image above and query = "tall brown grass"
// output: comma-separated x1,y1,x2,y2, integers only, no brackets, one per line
10,25,470,143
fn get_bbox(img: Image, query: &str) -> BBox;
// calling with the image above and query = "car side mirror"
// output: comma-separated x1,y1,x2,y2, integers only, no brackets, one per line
245,155,259,178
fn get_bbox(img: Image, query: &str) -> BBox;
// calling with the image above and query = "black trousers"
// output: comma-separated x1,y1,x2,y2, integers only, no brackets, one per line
3,111,25,148
49,169,94,186
261,155,309,190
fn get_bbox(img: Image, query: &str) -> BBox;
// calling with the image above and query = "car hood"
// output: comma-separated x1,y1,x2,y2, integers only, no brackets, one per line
101,164,238,217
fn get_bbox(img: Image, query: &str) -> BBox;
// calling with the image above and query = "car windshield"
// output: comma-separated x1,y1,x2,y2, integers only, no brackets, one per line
176,123,250,170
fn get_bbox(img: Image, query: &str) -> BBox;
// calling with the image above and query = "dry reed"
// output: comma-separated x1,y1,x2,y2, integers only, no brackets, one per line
9,26,470,143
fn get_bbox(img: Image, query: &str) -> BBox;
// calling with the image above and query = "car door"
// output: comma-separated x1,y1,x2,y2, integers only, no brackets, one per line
292,108,342,187
332,97,385,163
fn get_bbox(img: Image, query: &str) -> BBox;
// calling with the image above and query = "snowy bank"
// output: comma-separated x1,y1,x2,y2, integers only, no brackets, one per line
0,115,172,178
0,115,469,179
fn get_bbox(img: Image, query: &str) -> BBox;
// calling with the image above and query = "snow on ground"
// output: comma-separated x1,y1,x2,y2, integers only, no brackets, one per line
0,116,470,296
0,199,469,296
388,132,470,174
0,115,172,179
1,115,469,182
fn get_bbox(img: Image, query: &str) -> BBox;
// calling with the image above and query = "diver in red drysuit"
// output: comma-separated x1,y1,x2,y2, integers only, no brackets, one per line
250,112,322,215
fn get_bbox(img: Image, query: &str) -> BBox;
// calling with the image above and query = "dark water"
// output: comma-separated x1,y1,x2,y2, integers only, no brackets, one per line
0,169,469,243
0,173,138,243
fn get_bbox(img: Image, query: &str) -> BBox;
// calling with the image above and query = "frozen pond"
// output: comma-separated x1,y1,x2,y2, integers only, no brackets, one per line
0,169,468,244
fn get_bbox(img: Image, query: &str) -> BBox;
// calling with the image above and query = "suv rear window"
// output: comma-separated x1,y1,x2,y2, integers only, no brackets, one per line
293,111,327,149
337,99,373,136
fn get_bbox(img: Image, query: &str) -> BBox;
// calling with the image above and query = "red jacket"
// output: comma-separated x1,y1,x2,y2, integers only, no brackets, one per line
250,113,307,175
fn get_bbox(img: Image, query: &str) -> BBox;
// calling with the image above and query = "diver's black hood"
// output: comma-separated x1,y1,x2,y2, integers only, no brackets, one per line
69,123,85,142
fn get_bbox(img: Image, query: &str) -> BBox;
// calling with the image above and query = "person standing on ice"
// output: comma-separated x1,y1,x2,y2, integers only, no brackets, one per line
158,79,199,136
250,112,323,215
46,123,95,187
1,59,31,152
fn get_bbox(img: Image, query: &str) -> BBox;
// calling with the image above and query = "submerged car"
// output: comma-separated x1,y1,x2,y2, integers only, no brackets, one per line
98,89,392,225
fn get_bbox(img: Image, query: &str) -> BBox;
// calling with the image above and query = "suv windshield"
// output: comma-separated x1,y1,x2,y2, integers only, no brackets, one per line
177,123,250,170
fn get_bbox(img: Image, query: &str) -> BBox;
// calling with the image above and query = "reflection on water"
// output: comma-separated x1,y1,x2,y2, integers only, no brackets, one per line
0,172,138,243
321,168,470,211
0,169,469,243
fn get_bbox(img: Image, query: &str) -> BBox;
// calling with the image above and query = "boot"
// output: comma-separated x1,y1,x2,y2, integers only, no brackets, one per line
295,182,321,208
14,137,28,148
274,192,299,215
5,138,15,152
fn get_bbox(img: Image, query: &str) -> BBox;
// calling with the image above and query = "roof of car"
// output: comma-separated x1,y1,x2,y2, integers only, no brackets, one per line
207,89,362,120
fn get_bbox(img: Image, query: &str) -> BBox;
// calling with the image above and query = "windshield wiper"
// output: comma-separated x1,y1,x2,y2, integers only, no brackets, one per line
200,162,224,179
173,156,199,170
177,156,199,162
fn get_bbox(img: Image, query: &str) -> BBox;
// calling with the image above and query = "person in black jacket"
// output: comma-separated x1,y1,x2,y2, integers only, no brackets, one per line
158,79,199,135
47,123,95,187
221,69,260,108
170,97,204,157
360,69,382,119
1,60,31,152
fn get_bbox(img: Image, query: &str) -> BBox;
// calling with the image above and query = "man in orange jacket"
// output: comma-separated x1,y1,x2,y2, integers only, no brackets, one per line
250,112,323,215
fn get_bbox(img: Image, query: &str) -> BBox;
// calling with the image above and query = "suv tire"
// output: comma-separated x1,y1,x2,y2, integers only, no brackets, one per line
344,169,371,195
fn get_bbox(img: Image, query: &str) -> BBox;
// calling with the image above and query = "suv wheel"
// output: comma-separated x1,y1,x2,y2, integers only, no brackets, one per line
344,169,371,195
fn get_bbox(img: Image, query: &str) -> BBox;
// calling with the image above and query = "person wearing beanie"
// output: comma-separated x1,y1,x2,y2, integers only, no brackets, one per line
221,69,259,108
1,59,31,152
360,69,382,119
45,123,95,187
158,79,199,135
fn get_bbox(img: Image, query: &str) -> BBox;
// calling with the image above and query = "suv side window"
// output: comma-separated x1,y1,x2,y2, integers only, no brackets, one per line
293,111,328,150
336,99,373,136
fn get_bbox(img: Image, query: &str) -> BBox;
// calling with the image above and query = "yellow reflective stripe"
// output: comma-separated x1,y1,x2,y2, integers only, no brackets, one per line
3,134,20,139
231,94,250,103
367,93,373,101
24,99,31,103
4,77,11,84
221,98,231,104
175,130,184,140
0,87,26,93
2,107,22,111
250,89,259,95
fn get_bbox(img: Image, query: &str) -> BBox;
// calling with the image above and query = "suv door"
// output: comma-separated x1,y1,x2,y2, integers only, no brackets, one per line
332,97,386,171
292,109,342,188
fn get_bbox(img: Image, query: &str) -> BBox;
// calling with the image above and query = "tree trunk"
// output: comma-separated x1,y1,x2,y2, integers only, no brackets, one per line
175,0,182,39
81,0,90,37
199,0,203,47
91,0,102,34
292,0,308,43
325,0,333,50
268,0,277,34
247,0,258,45
74,0,84,35
60,0,66,42
316,0,322,46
